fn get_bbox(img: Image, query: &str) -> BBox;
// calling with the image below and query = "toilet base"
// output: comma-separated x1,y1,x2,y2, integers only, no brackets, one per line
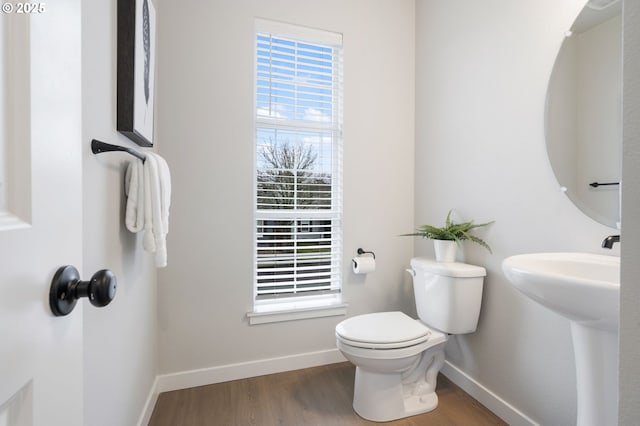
352,343,445,423
404,392,439,417
353,367,440,422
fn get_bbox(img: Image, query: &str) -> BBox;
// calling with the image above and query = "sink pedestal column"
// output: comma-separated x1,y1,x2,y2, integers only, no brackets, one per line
570,323,618,426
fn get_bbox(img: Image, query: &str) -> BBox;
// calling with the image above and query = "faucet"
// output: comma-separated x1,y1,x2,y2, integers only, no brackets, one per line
601,235,620,249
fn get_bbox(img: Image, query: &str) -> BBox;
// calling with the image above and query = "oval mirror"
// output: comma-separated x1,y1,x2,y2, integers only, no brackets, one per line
545,0,622,228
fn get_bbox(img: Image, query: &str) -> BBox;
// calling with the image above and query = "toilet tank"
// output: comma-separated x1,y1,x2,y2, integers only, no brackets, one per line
410,257,486,334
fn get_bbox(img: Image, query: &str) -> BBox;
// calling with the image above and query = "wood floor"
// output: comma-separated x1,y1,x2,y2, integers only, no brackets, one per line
148,362,507,426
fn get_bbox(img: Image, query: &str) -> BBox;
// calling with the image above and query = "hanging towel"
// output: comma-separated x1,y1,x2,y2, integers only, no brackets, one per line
125,152,172,267
125,158,145,232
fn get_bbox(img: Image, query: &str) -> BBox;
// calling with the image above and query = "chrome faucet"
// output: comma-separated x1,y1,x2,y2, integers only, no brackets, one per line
601,235,620,249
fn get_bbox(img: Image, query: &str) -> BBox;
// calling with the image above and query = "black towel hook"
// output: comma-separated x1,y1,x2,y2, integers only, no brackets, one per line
91,139,146,162
589,181,619,188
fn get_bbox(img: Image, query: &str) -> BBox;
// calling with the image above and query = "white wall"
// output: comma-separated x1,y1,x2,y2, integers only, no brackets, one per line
415,0,620,424
619,0,640,423
82,1,159,425
155,0,416,375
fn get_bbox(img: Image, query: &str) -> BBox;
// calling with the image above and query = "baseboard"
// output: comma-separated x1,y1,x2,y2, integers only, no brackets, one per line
136,376,159,426
156,348,346,393
441,361,539,426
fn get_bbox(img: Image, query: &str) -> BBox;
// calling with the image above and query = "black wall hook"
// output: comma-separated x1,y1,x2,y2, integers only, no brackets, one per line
49,266,117,316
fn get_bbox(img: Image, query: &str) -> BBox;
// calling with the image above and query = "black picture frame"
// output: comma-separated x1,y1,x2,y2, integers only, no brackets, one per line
117,0,156,147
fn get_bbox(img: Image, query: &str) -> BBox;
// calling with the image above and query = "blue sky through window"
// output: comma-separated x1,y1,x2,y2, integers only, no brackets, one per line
256,34,334,122
256,33,338,175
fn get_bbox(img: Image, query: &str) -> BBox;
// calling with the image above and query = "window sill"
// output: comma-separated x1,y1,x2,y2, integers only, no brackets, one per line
247,302,348,325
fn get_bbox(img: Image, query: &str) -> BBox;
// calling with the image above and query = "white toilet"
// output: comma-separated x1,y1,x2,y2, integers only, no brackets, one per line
335,257,486,422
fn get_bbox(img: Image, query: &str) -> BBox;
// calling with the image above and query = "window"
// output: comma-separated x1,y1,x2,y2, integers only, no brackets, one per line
251,19,344,322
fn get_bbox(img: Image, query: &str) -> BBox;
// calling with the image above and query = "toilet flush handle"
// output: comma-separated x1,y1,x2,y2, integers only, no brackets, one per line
405,268,415,277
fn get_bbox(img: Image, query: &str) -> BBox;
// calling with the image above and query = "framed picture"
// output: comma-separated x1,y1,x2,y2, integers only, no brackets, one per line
117,0,156,147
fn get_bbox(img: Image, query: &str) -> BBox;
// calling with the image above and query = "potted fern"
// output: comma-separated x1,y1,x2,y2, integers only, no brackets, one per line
403,210,494,262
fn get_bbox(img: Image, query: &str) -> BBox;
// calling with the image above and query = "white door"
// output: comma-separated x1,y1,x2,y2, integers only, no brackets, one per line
0,1,83,425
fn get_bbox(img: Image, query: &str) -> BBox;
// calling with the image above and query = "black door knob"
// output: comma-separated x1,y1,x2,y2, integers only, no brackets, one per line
49,266,117,316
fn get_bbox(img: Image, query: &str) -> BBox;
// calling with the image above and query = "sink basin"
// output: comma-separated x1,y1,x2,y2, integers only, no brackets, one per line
502,252,619,331
502,252,620,426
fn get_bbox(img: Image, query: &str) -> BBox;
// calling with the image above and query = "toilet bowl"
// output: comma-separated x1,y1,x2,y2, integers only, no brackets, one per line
336,312,448,422
335,258,486,422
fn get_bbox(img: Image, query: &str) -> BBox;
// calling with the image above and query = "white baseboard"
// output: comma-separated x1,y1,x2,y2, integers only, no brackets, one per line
441,361,539,426
137,349,346,425
136,376,159,426
156,348,346,393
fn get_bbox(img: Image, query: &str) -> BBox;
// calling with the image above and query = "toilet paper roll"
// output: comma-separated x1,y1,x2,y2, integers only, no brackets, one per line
352,256,376,274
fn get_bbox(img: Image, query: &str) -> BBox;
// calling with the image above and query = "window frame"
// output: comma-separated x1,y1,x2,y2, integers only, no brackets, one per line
249,19,346,324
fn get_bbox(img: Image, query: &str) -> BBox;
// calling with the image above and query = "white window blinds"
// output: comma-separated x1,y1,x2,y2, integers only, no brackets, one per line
254,20,343,302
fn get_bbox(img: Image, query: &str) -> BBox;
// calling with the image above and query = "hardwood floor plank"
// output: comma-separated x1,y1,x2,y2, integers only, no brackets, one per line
148,362,507,426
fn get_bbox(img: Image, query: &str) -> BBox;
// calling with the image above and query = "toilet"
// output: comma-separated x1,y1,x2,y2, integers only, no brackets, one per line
335,257,486,422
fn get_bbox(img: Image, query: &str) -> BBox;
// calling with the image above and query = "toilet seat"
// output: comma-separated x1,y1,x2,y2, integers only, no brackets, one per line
337,334,430,349
336,312,431,349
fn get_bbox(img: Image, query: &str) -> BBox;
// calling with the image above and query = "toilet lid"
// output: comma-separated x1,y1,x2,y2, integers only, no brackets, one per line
336,312,430,345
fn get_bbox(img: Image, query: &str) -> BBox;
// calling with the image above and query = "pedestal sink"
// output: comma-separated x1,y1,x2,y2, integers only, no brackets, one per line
502,253,619,426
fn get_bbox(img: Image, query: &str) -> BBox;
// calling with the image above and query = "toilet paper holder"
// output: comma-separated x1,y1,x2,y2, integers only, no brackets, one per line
356,247,375,260
352,248,376,273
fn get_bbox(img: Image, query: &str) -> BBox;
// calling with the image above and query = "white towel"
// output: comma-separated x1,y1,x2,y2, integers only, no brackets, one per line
125,159,145,232
125,152,172,267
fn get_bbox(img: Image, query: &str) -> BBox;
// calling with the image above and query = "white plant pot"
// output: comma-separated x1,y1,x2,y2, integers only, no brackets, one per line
433,240,457,262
